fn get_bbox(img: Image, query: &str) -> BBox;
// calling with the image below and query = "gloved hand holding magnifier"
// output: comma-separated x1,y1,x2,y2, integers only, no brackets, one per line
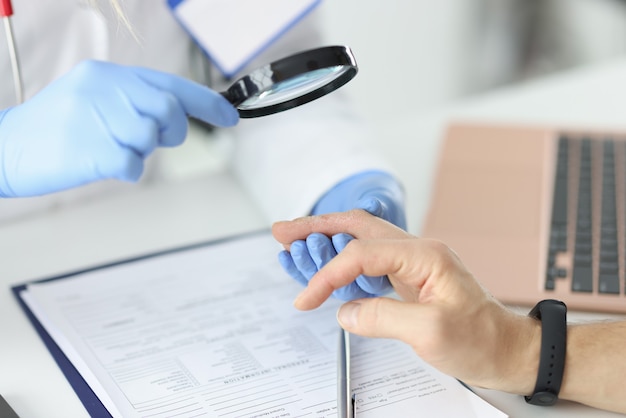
220,45,358,118
0,44,358,198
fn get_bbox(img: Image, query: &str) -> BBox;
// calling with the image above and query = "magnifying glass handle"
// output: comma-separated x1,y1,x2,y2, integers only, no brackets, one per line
220,91,233,104
220,88,247,108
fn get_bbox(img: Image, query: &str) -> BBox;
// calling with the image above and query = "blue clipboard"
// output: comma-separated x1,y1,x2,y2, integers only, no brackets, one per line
11,230,268,418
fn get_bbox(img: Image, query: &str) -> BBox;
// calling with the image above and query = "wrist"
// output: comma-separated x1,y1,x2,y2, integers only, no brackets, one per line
489,310,542,395
557,324,584,403
558,322,618,407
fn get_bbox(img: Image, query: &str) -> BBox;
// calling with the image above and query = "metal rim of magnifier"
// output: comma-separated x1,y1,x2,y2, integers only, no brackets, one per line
221,45,358,118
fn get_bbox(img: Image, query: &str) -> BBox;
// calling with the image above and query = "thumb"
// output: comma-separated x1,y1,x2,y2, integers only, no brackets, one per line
337,297,423,341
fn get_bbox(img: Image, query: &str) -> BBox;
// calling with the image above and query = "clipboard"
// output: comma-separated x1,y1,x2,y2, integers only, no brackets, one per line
11,229,508,418
12,283,111,417
167,0,322,78
11,231,266,418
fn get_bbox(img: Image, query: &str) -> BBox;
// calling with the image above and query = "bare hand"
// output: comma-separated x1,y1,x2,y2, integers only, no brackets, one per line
272,210,539,393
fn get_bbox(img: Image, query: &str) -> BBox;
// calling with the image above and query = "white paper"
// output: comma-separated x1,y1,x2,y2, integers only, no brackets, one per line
21,232,506,417
171,0,321,77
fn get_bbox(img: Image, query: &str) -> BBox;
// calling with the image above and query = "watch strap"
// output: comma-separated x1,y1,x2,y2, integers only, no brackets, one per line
524,299,567,406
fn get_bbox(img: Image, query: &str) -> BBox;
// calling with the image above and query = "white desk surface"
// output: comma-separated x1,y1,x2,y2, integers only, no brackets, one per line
3,58,626,417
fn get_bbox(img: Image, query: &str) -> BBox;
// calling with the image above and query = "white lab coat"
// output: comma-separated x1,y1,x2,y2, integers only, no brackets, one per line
0,0,390,223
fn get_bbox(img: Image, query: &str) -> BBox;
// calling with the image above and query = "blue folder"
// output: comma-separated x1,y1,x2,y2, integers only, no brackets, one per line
13,283,112,417
11,232,263,418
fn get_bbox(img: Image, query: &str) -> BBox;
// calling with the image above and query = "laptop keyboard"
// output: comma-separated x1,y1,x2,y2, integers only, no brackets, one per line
545,135,624,294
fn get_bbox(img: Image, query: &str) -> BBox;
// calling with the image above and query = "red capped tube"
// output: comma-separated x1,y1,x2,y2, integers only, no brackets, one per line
0,0,13,17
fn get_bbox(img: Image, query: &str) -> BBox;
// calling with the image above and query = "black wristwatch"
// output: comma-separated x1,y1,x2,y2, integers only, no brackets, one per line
524,299,567,406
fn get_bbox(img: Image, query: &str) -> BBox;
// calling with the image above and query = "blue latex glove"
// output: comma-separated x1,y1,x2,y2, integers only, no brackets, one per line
0,60,239,197
278,170,406,301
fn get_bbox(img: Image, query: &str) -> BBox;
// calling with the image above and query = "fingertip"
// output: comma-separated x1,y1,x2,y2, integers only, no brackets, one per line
290,239,307,254
305,232,328,249
217,104,239,127
356,196,383,217
278,250,309,287
271,220,285,229
337,301,361,330
277,250,291,266
338,298,421,342
293,278,334,311
307,233,336,270
205,91,239,127
271,221,287,242
112,154,144,182
331,233,353,252
293,289,313,311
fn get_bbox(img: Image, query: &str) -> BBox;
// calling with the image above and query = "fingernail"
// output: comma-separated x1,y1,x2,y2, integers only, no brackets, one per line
337,302,361,329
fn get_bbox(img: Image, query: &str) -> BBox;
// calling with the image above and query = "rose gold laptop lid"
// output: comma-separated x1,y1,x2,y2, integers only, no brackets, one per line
422,122,626,313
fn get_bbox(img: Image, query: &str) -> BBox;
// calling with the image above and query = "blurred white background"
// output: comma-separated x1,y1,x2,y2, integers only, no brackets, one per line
317,0,626,121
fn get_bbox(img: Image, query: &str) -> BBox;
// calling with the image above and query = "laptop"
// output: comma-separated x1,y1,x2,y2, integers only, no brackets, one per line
422,122,626,313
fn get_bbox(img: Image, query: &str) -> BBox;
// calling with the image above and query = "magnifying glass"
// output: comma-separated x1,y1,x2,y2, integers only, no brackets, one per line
221,45,358,118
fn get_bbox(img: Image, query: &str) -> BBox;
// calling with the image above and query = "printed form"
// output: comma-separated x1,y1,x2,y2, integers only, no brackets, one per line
20,233,506,418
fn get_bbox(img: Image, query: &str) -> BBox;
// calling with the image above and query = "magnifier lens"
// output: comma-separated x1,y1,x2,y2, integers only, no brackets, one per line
222,45,358,118
238,66,348,110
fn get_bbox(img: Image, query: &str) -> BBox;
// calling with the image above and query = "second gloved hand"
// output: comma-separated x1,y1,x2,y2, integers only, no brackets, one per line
0,60,239,197
278,170,407,301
